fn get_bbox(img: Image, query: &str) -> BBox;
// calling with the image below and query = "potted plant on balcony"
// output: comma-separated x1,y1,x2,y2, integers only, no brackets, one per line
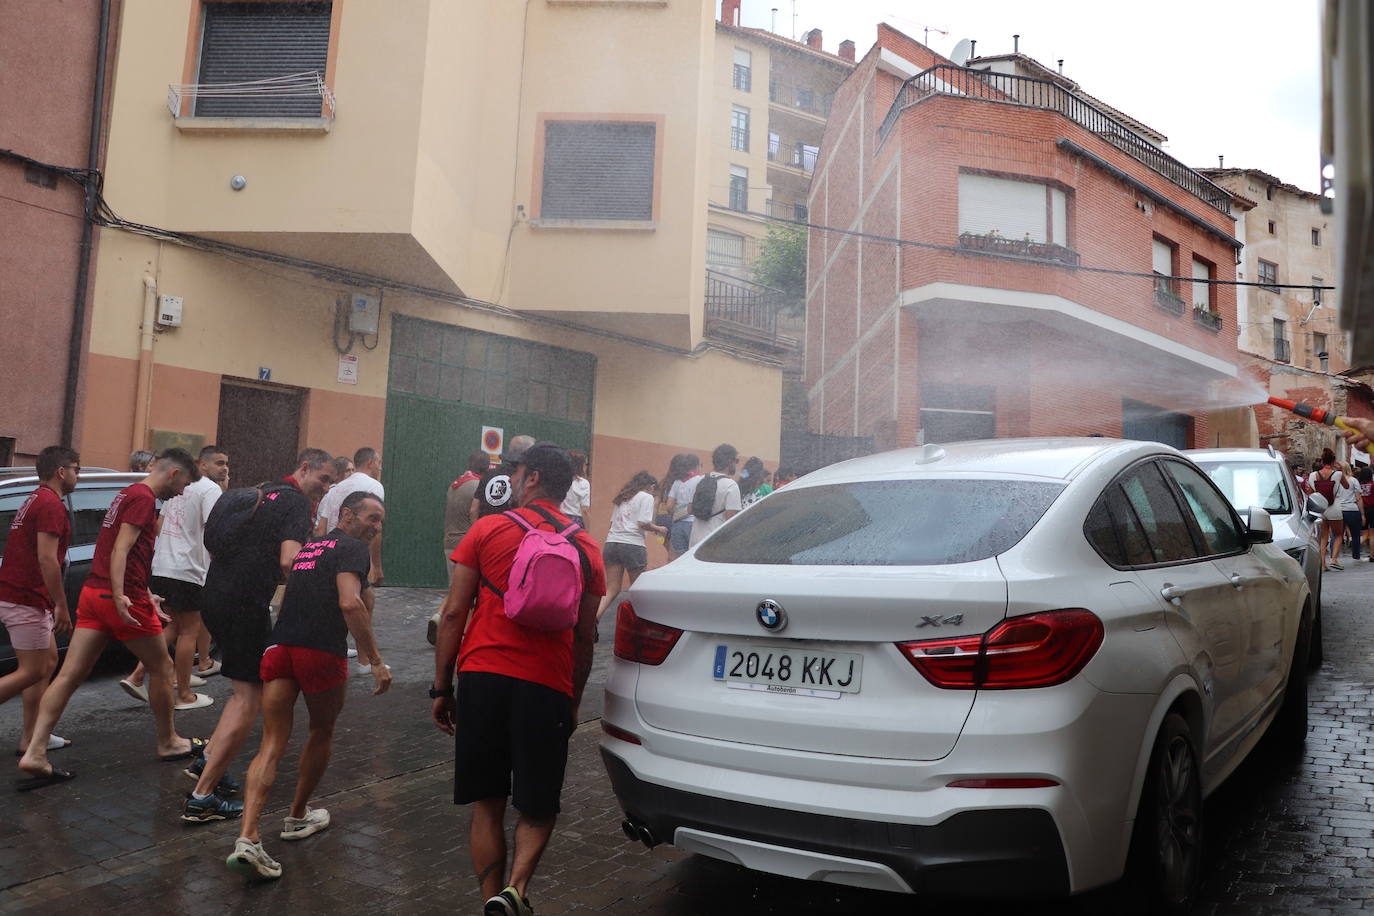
1192,303,1223,330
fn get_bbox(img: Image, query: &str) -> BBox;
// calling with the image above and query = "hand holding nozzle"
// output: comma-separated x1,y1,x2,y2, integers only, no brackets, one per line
1339,416,1374,453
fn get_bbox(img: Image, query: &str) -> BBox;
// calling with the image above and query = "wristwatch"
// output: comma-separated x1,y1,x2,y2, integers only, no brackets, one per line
429,686,454,699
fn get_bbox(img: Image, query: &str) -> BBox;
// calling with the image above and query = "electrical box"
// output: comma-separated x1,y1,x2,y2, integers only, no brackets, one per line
349,293,380,336
157,295,184,327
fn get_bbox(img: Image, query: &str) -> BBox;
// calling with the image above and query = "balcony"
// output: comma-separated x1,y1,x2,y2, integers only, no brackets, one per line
1192,306,1222,332
1273,338,1292,362
1152,278,1186,316
730,126,750,152
769,80,832,119
957,232,1080,266
767,141,817,176
704,269,796,355
879,65,1232,215
167,72,336,130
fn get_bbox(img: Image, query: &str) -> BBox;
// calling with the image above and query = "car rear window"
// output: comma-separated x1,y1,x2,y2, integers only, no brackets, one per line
1193,461,1292,515
694,479,1065,566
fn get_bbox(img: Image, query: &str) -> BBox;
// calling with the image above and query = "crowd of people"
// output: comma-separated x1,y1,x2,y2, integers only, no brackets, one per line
1294,446,1374,569
2,433,787,914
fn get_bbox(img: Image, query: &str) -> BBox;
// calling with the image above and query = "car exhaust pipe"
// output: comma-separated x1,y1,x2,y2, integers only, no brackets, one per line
621,817,659,849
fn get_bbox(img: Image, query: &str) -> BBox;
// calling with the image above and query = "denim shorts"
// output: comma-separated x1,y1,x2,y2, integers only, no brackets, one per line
603,541,648,571
669,518,694,553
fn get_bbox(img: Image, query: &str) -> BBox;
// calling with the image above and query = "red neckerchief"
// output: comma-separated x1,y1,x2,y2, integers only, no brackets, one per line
451,470,481,490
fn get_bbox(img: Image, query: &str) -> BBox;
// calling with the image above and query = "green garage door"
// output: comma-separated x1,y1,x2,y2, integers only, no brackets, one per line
381,316,595,587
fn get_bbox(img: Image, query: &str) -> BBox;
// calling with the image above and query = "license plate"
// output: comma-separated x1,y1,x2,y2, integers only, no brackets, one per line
712,644,862,697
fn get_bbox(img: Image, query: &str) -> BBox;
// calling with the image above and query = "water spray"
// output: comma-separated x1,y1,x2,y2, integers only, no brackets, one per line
1267,397,1374,454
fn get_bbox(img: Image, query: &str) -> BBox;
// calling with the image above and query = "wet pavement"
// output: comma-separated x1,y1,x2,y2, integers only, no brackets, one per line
2,568,1374,914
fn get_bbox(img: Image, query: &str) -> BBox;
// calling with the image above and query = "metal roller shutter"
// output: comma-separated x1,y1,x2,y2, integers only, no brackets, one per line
196,1,332,118
540,121,656,220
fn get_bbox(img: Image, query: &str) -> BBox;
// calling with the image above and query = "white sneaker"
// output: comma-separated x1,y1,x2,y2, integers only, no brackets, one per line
345,648,358,659
281,806,330,840
225,837,282,880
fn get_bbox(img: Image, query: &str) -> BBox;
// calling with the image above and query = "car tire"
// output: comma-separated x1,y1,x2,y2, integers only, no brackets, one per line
1308,580,1323,669
1270,613,1311,752
1125,712,1202,914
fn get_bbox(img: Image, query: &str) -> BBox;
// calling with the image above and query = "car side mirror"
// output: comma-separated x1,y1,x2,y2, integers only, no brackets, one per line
1244,507,1274,544
1305,493,1329,521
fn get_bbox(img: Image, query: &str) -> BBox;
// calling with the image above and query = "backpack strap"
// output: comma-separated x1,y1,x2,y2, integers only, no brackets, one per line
526,504,593,590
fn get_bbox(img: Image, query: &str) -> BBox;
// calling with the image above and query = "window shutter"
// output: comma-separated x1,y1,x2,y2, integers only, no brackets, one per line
958,174,1049,241
196,2,333,118
734,48,751,67
1050,188,1067,245
1152,238,1172,275
541,122,656,220
1191,258,1210,307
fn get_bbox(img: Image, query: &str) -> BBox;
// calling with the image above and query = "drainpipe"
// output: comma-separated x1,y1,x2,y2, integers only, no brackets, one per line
61,0,112,446
131,275,157,451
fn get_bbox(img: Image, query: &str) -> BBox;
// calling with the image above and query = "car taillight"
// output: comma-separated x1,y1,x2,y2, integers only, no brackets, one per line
897,609,1103,689
613,600,682,666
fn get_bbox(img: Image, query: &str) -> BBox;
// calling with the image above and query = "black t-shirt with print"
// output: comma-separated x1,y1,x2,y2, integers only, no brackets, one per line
204,483,314,606
477,462,518,518
270,528,372,657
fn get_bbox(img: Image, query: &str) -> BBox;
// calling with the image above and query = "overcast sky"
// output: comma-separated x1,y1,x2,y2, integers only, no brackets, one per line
726,0,1322,191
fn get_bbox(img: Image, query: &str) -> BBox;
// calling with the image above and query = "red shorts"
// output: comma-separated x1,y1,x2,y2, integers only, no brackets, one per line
74,585,162,641
259,644,348,693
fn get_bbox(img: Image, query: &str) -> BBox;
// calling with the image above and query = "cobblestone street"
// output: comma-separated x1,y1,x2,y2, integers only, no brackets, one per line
3,570,1374,914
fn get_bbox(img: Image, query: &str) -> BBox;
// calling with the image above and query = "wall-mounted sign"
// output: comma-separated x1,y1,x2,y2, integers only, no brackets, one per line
259,367,271,381
338,354,358,385
481,426,504,465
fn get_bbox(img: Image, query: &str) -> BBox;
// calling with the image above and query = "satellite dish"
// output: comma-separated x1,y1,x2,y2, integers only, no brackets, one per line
950,38,973,66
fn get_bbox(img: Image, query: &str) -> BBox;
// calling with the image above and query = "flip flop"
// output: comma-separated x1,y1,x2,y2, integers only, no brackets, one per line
15,767,76,791
159,736,208,762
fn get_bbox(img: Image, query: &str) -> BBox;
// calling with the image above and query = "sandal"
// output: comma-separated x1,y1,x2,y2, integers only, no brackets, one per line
159,736,209,761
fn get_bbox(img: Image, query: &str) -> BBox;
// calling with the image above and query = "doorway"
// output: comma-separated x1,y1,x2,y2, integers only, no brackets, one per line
216,379,304,489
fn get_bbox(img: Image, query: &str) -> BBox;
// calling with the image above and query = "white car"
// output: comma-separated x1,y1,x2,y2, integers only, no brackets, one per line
600,438,1311,911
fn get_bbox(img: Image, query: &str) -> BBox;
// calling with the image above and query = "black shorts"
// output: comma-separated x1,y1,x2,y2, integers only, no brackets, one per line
200,589,272,683
454,671,574,817
149,576,202,613
603,541,648,571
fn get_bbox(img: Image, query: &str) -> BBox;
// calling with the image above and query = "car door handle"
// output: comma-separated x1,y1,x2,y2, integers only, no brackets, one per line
1160,584,1189,605
1229,574,1265,588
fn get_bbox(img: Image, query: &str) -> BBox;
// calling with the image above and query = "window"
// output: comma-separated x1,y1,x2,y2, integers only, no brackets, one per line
733,48,752,92
1191,256,1212,309
1117,463,1200,565
958,173,1069,245
791,143,819,172
706,229,745,269
194,2,334,118
1258,259,1279,292
694,479,1064,566
1152,236,1179,302
1313,276,1324,306
1314,332,1329,371
539,120,656,221
767,131,780,161
730,106,750,152
1085,484,1155,567
1273,318,1290,362
793,202,808,222
1160,460,1246,557
1193,460,1292,516
1312,227,1322,246
1267,219,1276,234
729,165,748,211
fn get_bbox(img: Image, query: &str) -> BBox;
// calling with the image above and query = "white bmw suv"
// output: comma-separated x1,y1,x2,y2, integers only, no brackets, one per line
600,439,1311,911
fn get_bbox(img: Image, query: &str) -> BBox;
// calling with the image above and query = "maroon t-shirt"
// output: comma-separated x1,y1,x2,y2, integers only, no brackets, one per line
86,483,158,599
0,485,71,609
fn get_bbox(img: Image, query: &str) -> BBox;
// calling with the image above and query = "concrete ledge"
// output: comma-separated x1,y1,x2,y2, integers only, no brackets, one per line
172,116,332,134
528,218,656,231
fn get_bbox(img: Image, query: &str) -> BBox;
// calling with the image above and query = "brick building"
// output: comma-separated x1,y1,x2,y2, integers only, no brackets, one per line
805,25,1246,451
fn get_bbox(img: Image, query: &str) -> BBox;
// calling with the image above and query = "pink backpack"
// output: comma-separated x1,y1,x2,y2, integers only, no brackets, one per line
482,507,589,631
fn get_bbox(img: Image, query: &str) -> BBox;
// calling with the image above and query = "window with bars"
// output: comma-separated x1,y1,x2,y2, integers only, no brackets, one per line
1314,332,1329,371
195,1,333,118
1273,318,1290,362
1258,259,1279,292
388,320,595,423
733,48,752,91
540,120,656,221
730,106,750,152
707,229,746,269
729,165,748,212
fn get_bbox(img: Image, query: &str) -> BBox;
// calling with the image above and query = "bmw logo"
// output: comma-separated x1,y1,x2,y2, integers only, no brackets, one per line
756,599,786,632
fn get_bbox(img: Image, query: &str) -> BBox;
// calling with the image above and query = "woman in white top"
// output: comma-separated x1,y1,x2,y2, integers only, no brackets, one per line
559,450,591,527
595,471,666,622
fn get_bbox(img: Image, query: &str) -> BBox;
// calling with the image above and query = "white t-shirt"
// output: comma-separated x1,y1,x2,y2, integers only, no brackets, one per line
606,490,655,546
688,474,741,547
1336,472,1361,511
668,475,702,521
560,476,591,518
317,470,385,530
152,476,222,585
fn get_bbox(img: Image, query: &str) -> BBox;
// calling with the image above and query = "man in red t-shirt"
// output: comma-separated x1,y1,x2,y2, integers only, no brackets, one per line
18,448,206,788
431,441,605,916
0,446,80,757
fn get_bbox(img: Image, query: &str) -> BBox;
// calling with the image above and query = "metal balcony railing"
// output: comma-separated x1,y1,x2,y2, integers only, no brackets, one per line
878,65,1231,215
769,80,832,118
730,126,750,151
767,143,817,174
705,269,796,355
167,71,336,120
733,64,752,92
1152,277,1186,315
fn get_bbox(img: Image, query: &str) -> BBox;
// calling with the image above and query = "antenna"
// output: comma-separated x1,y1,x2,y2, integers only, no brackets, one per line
950,39,973,67
791,0,796,39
